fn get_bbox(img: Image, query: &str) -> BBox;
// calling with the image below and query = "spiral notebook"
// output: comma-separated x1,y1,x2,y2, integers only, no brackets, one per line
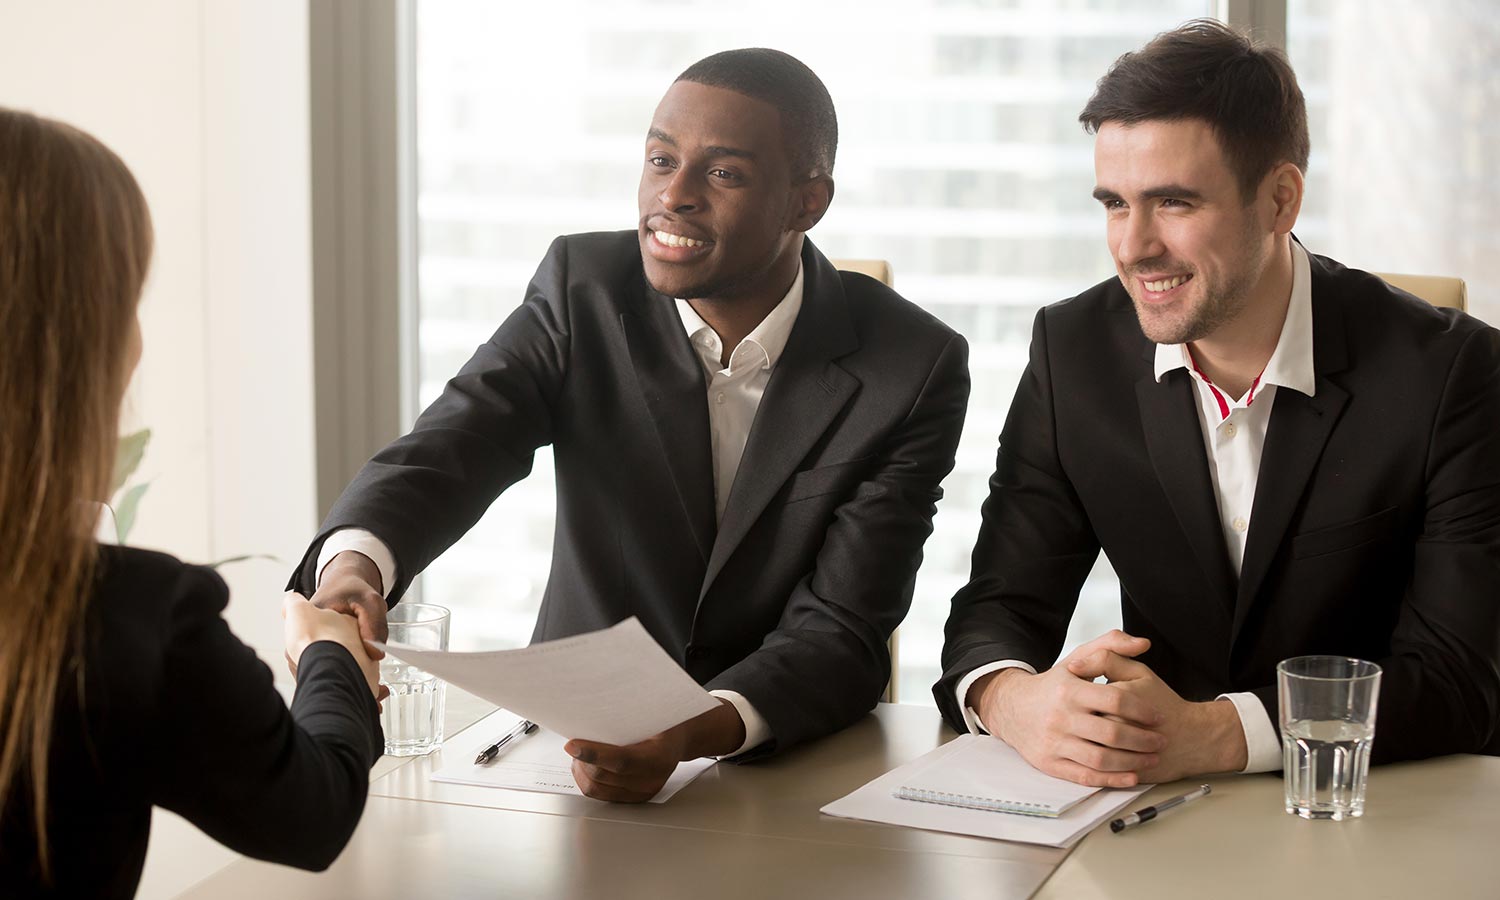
891,735,1100,818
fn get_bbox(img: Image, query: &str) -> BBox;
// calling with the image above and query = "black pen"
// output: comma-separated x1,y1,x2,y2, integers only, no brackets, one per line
1110,784,1212,833
474,719,538,765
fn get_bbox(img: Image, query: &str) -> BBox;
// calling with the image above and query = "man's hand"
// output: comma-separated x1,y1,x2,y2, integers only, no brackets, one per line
564,699,746,803
282,592,382,699
1066,647,1247,782
307,550,389,645
287,551,389,701
970,630,1167,788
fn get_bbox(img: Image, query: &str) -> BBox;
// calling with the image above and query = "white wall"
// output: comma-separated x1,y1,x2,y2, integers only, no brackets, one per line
0,0,317,669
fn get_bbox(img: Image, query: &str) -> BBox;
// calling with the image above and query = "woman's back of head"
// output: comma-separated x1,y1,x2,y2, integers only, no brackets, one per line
0,107,153,882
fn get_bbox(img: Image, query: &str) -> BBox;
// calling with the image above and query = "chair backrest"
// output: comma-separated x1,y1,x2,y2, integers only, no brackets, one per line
832,258,898,702
1375,272,1468,312
832,258,894,288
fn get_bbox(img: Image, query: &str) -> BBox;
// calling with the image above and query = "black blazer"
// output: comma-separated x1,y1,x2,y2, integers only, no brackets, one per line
292,231,969,755
1,546,383,898
937,250,1500,763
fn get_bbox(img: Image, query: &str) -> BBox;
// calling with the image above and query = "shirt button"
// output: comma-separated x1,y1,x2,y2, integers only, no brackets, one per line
1232,516,1248,533
715,392,726,405
1223,422,1238,438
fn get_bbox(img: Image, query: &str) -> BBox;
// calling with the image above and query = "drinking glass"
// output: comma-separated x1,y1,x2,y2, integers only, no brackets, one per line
381,603,450,756
1277,656,1381,820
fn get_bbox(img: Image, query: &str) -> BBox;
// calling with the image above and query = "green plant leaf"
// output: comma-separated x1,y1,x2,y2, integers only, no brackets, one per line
114,481,150,544
113,429,151,496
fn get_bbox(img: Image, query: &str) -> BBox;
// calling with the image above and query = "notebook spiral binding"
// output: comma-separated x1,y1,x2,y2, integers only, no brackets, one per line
892,786,1060,817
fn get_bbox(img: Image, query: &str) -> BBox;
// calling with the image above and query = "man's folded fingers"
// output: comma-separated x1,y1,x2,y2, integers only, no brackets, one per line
1072,710,1165,753
1061,736,1156,774
1045,756,1143,789
1067,629,1151,663
1070,649,1152,684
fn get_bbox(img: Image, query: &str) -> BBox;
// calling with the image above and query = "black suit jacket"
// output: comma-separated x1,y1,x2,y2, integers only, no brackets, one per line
293,231,969,755
937,250,1500,763
1,546,383,899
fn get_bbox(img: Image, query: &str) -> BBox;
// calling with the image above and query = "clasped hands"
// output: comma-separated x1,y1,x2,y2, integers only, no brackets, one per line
968,630,1248,787
292,551,745,802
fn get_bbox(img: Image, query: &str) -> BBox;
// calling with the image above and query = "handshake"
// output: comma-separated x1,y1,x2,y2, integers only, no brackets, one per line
282,549,389,702
280,550,747,803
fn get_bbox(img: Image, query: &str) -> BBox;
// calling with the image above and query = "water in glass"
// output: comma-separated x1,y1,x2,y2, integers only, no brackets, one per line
1283,718,1374,820
380,659,446,756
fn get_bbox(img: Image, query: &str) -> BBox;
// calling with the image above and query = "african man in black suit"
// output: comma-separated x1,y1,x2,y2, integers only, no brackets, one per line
294,49,970,801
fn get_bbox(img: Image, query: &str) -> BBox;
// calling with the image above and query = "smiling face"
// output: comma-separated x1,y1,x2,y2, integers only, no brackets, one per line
638,81,825,303
1093,118,1278,346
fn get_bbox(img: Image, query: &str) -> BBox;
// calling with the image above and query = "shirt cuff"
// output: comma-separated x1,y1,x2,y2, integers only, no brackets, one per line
709,689,771,757
955,660,1038,735
1218,691,1282,773
316,528,398,600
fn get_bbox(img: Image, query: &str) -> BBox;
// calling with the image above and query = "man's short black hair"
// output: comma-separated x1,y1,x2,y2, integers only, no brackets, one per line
676,48,837,180
1079,19,1309,199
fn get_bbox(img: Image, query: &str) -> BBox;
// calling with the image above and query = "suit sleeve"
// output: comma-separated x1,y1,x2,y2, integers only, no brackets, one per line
705,332,970,756
1250,324,1500,763
150,567,383,870
288,237,573,604
932,308,1102,733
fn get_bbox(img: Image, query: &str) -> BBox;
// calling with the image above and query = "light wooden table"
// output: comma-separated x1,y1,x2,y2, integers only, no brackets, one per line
1036,752,1500,900
175,697,1056,899
159,690,1500,899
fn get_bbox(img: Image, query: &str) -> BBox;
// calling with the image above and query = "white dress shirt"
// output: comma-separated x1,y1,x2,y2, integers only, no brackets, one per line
317,263,806,758
675,264,804,522
958,244,1314,775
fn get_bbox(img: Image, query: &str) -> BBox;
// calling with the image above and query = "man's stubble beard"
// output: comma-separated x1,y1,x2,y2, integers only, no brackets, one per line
1131,215,1266,346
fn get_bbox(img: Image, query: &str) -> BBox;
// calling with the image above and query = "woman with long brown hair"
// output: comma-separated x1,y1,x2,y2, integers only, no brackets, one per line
0,109,384,897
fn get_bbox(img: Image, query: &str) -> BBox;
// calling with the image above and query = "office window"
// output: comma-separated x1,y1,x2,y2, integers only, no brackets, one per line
413,0,1212,702
1288,0,1499,324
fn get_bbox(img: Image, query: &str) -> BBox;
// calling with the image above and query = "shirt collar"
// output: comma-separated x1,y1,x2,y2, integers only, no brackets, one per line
675,261,805,372
1152,242,1317,398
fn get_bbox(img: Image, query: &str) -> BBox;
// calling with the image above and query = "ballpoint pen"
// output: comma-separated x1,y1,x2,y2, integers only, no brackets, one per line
1110,784,1212,833
474,719,538,765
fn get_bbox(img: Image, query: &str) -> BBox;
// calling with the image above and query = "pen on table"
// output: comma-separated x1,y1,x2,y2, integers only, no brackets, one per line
1110,784,1212,834
474,719,538,765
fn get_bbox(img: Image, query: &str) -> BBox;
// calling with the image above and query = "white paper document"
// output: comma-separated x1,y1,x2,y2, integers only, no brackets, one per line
375,617,720,746
820,735,1151,848
431,709,715,803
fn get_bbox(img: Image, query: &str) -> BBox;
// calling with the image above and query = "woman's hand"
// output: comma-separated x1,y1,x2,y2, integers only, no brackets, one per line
282,591,382,700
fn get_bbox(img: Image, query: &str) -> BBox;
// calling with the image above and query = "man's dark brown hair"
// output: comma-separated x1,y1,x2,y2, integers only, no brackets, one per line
1079,18,1310,200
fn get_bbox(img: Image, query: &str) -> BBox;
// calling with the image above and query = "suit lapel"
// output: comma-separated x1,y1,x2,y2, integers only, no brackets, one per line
621,276,717,564
699,244,860,599
1233,274,1350,641
1136,360,1238,614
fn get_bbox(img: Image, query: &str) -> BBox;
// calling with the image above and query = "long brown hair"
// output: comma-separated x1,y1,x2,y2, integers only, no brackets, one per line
0,108,152,877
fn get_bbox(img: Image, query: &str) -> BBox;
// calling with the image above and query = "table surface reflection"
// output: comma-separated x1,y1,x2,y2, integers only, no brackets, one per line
173,690,1500,899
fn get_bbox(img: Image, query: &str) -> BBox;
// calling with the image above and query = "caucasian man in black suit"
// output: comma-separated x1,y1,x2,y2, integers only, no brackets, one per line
293,49,969,800
939,20,1500,786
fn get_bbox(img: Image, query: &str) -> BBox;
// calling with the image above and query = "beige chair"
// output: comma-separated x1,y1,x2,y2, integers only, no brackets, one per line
832,258,894,285
832,258,900,703
1375,271,1468,312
